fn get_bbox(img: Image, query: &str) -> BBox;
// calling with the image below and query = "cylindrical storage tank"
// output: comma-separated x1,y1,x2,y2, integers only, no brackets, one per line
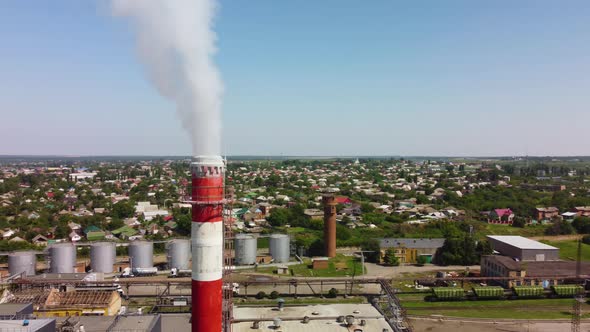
90,242,116,273
49,243,76,273
128,241,153,269
8,252,36,276
167,239,191,270
234,234,257,265
269,234,290,263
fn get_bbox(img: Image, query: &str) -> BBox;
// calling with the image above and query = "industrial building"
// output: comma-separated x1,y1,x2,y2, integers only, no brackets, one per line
0,303,34,317
486,235,559,261
4,289,121,317
378,238,445,264
55,314,163,331
481,255,590,287
481,235,587,287
0,318,55,332
232,303,391,331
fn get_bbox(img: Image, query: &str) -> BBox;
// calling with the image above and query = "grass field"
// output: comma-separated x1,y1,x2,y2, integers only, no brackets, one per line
476,223,550,239
540,239,590,261
401,298,590,319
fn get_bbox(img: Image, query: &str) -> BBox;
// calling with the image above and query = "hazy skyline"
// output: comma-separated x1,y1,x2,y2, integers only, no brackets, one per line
1,1,589,156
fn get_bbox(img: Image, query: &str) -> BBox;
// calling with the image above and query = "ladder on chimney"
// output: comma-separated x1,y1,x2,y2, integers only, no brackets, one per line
222,185,235,332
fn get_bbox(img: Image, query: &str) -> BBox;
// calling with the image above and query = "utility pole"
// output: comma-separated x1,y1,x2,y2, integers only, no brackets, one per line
572,239,583,332
356,250,374,275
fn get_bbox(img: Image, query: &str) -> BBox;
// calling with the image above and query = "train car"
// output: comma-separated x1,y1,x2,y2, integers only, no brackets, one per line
512,286,545,299
551,285,584,298
471,286,505,300
427,287,465,301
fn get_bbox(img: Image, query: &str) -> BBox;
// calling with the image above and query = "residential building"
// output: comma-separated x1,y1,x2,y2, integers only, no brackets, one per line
574,207,590,217
534,207,559,221
487,209,515,224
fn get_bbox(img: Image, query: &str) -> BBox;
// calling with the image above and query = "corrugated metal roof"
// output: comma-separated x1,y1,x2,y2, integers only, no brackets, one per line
487,235,558,250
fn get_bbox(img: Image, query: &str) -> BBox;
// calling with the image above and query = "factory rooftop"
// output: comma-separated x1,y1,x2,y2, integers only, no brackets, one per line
0,318,55,330
486,235,558,250
0,303,33,316
111,315,161,331
232,303,391,331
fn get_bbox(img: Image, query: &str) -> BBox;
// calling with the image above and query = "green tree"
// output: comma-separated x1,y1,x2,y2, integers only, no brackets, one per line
327,288,339,298
360,239,381,263
545,220,575,235
175,214,192,235
416,255,428,266
266,208,290,227
435,235,482,266
511,216,526,228
573,217,590,234
383,248,400,266
111,200,135,219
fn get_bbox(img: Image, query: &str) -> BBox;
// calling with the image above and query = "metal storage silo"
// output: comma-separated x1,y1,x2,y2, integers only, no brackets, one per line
167,239,191,270
269,234,290,263
128,241,153,269
234,234,257,265
49,243,77,273
8,251,36,276
90,242,116,273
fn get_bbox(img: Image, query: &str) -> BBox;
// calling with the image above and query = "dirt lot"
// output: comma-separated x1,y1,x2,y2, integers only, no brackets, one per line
411,317,590,332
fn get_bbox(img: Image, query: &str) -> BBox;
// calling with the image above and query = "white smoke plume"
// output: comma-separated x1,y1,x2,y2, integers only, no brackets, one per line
111,0,223,156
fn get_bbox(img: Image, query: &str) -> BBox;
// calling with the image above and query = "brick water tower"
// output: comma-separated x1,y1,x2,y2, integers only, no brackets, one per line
323,194,337,258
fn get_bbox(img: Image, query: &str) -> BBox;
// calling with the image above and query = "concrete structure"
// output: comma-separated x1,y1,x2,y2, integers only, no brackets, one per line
167,239,191,270
322,194,337,258
128,241,154,269
190,155,225,332
111,315,162,332
232,303,391,331
8,251,36,276
234,234,257,265
269,234,290,263
0,303,33,317
0,318,55,332
312,257,329,270
379,238,445,264
487,235,559,261
90,242,116,273
48,243,76,274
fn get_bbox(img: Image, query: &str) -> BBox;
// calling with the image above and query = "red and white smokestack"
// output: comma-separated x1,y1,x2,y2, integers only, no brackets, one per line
191,155,224,332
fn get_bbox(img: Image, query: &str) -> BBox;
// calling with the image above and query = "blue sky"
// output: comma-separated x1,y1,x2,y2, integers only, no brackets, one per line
1,1,589,156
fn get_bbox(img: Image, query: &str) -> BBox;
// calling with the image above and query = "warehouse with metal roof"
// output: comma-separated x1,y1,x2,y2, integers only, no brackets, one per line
486,235,559,261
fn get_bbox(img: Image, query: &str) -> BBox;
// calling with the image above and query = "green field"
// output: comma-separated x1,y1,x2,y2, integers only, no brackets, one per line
540,239,590,261
402,298,590,319
476,223,550,239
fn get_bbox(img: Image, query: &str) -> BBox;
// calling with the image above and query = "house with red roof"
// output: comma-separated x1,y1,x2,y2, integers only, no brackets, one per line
488,208,515,224
335,196,352,205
